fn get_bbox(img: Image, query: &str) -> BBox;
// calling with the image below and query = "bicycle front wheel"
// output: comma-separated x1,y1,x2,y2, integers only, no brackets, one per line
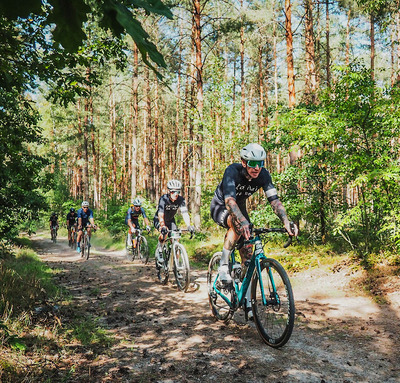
207,252,234,323
173,243,190,292
84,234,90,260
125,236,134,261
138,236,149,264
251,258,295,348
157,245,169,285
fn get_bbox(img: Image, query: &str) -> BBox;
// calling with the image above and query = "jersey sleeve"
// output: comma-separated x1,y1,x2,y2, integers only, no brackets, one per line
261,170,278,202
141,207,147,219
179,197,188,213
157,196,167,214
221,165,238,200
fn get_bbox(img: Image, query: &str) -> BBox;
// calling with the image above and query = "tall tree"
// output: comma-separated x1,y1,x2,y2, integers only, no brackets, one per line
285,0,296,107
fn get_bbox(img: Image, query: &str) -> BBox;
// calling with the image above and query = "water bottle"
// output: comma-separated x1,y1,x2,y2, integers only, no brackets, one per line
254,239,263,256
231,263,242,283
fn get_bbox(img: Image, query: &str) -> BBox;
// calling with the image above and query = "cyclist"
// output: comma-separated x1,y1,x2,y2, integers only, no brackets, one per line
76,201,97,253
153,179,194,267
49,212,59,239
210,143,298,320
66,208,77,246
125,198,151,248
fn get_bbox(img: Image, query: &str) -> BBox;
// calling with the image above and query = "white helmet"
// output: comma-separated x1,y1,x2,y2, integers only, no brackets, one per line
167,179,182,190
240,143,266,161
81,201,89,207
133,198,141,206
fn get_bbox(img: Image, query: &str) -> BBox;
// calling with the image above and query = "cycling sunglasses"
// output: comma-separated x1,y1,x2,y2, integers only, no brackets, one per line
247,160,264,168
170,190,180,195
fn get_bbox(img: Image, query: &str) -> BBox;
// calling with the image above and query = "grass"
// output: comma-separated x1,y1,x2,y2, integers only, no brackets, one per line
0,240,117,382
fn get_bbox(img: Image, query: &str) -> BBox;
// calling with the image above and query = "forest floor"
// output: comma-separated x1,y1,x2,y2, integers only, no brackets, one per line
5,233,400,382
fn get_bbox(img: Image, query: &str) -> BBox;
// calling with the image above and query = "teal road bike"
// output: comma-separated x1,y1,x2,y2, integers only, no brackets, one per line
207,227,295,348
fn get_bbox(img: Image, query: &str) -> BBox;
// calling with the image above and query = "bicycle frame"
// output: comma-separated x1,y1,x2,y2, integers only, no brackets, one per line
213,236,273,310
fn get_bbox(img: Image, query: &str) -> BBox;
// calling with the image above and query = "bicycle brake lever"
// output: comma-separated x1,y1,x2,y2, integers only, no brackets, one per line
283,235,293,248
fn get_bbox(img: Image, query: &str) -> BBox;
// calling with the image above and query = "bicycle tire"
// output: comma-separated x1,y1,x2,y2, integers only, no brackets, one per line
173,242,190,292
125,235,134,261
81,235,85,258
207,252,234,323
84,234,90,260
157,245,169,285
251,258,295,348
72,232,77,250
138,236,149,264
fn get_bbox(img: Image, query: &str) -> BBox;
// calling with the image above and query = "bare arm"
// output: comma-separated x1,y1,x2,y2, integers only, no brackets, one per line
158,212,166,228
270,199,297,235
225,196,251,239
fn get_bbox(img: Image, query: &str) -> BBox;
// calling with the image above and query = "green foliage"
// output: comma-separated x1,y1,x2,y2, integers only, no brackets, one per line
0,88,47,239
0,0,172,69
266,64,400,258
0,248,59,317
69,316,113,347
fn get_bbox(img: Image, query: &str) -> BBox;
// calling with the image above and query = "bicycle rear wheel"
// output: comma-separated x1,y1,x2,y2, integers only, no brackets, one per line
173,243,190,292
251,258,295,348
138,236,149,264
207,252,234,322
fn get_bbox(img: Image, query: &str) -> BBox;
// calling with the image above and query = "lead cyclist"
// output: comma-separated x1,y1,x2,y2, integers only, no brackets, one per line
209,143,298,320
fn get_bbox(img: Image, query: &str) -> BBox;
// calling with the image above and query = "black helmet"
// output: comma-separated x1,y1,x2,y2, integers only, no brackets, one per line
70,208,75,212
51,212,56,216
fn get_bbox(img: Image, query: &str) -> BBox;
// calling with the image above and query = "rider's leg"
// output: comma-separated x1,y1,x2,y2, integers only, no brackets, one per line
127,228,132,247
219,217,240,284
76,229,82,252
131,223,137,248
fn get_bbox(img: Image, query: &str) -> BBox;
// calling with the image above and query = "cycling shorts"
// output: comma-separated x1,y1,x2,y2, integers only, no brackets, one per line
126,218,140,229
153,217,177,231
210,197,250,229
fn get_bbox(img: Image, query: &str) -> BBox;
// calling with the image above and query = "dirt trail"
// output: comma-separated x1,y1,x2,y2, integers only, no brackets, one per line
32,233,400,383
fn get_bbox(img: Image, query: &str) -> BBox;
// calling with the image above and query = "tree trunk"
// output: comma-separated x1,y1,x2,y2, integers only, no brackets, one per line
346,9,351,66
145,67,154,200
83,67,91,201
258,45,264,137
285,0,295,108
326,0,331,87
154,74,160,201
370,14,375,80
240,0,246,132
131,43,138,202
192,0,203,229
273,1,278,108
304,0,317,104
109,77,117,197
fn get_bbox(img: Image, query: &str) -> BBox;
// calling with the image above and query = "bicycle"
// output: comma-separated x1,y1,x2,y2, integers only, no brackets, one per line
155,229,192,292
81,224,96,260
51,226,58,243
125,228,149,264
207,227,295,348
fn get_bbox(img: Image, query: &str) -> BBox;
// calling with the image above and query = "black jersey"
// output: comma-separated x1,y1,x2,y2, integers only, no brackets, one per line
154,194,187,224
49,215,58,224
66,212,77,226
213,163,278,208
